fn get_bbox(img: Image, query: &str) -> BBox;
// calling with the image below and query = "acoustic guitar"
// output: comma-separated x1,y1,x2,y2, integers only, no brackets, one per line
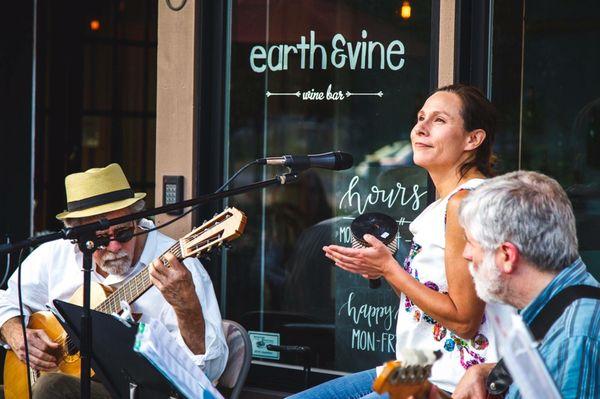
3,207,247,399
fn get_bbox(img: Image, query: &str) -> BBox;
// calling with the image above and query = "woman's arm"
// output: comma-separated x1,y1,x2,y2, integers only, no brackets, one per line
324,190,485,339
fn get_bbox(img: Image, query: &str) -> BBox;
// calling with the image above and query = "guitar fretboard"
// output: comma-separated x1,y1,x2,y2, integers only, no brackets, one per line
94,240,183,315
92,207,243,315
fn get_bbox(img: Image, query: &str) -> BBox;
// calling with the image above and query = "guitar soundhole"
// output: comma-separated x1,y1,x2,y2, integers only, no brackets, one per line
66,338,78,356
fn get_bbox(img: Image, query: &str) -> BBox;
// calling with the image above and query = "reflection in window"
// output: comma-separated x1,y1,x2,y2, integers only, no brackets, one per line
223,0,432,372
34,0,157,231
491,0,600,277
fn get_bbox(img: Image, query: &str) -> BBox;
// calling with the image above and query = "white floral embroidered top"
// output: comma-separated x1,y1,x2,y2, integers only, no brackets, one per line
395,178,511,393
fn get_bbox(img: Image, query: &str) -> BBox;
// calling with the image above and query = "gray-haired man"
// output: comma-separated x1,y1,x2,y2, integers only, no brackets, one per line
452,171,600,399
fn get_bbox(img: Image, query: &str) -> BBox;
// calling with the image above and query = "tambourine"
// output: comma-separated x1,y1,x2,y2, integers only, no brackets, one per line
350,212,399,289
350,212,399,254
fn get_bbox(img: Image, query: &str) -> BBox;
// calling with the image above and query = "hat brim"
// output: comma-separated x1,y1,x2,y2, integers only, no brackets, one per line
56,193,146,220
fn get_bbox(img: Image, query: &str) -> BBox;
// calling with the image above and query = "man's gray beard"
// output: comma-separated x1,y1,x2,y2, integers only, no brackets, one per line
469,251,506,304
97,250,132,276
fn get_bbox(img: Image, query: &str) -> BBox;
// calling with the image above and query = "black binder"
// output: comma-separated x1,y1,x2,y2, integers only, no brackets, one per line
53,299,184,399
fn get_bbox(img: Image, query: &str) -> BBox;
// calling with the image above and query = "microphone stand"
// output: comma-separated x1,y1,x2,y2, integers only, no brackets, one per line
0,169,300,399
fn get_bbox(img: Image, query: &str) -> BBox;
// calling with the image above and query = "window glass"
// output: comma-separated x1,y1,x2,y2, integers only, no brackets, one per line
491,0,600,278
83,43,113,111
223,0,433,372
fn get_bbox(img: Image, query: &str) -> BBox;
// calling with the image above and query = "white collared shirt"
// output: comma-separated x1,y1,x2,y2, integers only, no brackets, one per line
0,219,228,382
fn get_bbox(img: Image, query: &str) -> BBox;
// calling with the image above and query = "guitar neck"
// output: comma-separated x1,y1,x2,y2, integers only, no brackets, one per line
94,240,183,314
93,207,246,315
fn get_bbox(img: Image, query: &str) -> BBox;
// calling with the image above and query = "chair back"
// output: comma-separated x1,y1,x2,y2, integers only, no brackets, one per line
219,319,252,399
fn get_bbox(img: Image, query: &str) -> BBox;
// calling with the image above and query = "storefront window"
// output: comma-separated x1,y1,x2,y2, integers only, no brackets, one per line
221,0,434,375
491,0,600,277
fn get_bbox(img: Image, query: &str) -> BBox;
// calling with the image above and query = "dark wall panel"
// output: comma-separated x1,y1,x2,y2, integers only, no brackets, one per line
0,2,34,255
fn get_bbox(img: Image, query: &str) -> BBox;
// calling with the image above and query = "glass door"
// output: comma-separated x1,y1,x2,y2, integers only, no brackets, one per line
490,0,600,277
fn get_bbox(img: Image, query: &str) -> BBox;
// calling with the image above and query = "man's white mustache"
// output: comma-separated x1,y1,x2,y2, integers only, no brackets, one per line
101,250,129,262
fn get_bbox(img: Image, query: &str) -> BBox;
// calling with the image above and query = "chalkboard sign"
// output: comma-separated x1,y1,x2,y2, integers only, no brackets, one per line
333,165,428,372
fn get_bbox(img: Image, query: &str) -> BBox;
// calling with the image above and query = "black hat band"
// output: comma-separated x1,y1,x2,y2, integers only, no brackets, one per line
67,188,135,212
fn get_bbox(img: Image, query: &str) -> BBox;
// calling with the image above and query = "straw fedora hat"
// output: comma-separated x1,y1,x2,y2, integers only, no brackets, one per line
56,163,146,220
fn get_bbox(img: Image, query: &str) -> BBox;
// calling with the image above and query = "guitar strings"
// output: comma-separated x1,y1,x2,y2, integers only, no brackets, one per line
94,230,227,315
57,212,237,365
62,242,184,352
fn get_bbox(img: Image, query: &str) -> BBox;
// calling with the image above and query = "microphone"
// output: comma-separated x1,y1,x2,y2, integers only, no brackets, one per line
257,151,354,171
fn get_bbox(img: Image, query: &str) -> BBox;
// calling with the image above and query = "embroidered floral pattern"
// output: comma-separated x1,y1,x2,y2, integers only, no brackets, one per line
403,243,422,312
413,310,421,322
440,333,488,368
433,323,446,341
402,239,490,370
459,345,486,369
472,333,489,351
402,242,422,275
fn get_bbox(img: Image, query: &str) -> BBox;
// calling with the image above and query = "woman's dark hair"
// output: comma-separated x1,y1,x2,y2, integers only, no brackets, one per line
435,84,498,177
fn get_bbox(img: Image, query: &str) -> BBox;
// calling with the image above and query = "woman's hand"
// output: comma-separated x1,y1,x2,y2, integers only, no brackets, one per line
323,234,399,280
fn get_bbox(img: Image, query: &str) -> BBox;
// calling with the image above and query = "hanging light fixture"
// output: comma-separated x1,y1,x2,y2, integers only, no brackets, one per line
89,19,101,31
400,1,412,20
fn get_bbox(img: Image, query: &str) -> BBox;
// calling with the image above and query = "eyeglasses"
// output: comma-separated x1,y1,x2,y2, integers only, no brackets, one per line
96,224,135,248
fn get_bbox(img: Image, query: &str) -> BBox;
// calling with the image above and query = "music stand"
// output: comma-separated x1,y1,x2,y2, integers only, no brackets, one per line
52,300,183,399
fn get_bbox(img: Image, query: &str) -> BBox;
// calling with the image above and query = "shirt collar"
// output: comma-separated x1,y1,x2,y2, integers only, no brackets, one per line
136,218,159,267
521,257,586,324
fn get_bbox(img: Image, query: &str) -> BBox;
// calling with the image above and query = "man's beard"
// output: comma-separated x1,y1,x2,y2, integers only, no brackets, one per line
97,249,132,276
469,251,506,304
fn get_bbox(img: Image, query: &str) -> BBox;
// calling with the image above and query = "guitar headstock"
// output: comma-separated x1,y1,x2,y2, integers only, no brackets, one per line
372,350,444,399
179,207,247,258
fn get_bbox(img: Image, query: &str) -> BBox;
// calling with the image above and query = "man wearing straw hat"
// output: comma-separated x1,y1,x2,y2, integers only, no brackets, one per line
0,163,228,398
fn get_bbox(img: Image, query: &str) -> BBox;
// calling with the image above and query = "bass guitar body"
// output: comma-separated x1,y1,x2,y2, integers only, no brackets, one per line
3,283,112,399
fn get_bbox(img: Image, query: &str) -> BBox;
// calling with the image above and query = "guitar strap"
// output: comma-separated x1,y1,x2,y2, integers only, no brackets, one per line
486,284,600,396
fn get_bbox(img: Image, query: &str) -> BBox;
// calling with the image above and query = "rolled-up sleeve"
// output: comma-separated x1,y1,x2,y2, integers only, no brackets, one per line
161,258,228,382
0,245,51,339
